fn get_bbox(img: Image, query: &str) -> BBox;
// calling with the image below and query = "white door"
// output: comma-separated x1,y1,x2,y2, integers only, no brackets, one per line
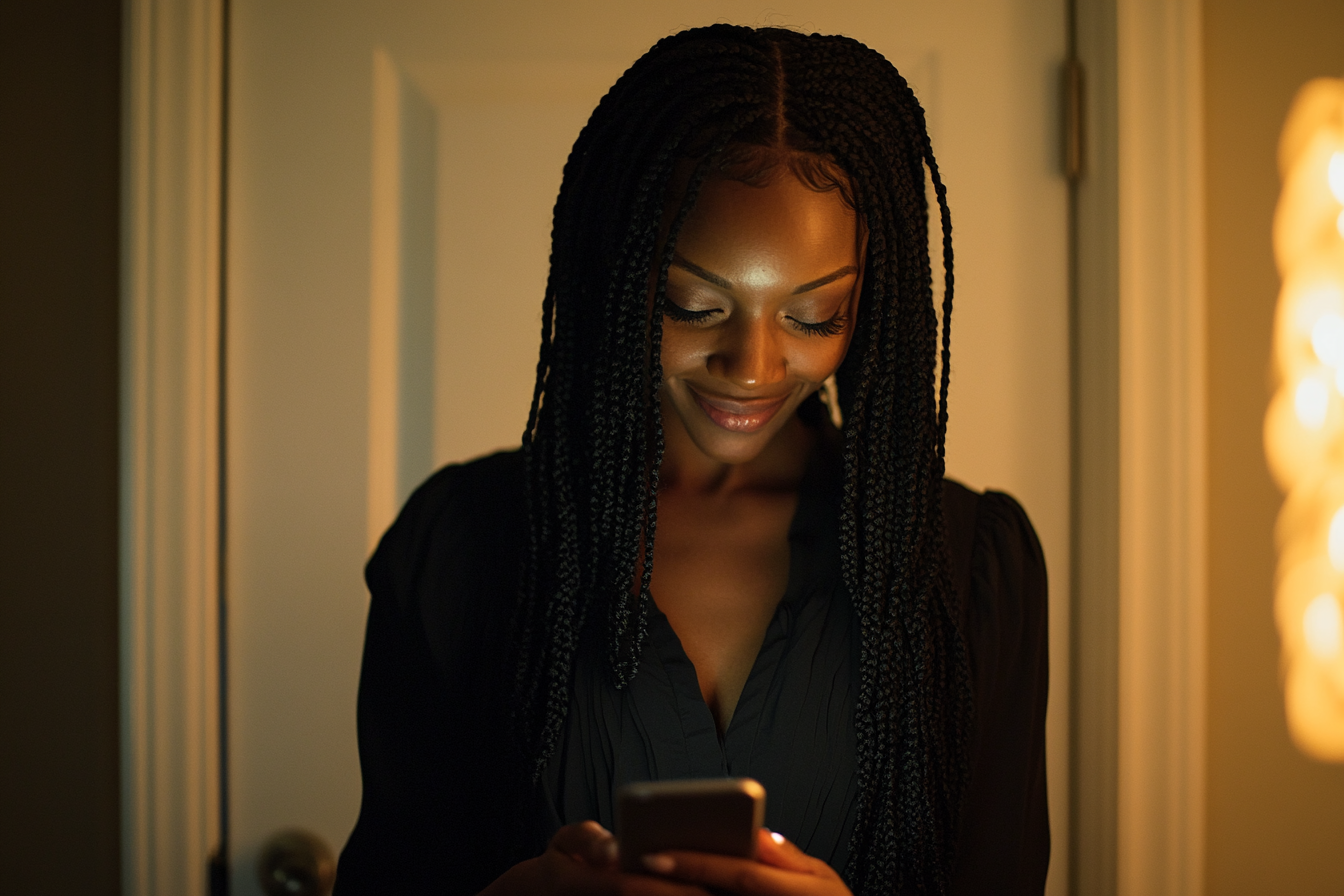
227,2,1070,893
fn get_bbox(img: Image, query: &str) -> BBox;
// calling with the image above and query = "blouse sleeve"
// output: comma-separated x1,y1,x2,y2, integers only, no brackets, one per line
334,453,526,895
949,488,1051,896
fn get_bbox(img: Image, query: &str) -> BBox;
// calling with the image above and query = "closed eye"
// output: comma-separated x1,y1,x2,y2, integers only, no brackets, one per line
788,311,847,337
664,300,721,324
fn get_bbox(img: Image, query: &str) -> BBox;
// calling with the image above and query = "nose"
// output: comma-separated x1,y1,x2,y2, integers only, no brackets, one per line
707,316,786,389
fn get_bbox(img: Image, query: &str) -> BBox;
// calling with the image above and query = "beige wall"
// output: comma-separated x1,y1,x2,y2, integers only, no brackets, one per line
1203,1,1344,893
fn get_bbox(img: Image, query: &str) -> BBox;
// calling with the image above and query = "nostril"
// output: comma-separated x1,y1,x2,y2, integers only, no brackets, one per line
706,328,788,388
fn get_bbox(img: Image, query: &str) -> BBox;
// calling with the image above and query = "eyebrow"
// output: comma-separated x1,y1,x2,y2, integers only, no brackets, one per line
791,266,859,294
671,255,734,289
672,254,857,295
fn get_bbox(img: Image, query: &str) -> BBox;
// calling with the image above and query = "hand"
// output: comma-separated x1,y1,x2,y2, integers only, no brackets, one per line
478,821,713,896
639,829,852,896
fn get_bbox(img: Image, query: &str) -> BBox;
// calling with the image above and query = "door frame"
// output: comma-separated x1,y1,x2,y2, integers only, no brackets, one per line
1114,0,1208,892
121,0,225,893
1070,0,1209,894
119,1,1207,892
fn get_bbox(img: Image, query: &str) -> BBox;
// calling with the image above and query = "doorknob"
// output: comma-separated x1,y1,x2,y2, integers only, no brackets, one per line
257,828,336,896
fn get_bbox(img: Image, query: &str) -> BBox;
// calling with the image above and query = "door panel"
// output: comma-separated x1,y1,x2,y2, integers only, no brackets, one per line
229,3,1069,893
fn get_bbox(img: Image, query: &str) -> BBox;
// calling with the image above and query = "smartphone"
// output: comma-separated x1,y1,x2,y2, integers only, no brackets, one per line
616,777,766,873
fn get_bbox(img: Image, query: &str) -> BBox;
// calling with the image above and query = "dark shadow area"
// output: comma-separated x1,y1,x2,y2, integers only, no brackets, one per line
0,2,123,893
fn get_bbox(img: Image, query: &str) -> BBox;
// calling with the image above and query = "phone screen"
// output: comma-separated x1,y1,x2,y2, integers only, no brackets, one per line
616,777,766,872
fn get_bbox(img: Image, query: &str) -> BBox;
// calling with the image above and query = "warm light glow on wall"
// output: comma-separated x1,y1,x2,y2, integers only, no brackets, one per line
1266,77,1344,762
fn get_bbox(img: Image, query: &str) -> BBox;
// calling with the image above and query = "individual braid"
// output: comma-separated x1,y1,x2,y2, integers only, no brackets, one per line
512,25,972,895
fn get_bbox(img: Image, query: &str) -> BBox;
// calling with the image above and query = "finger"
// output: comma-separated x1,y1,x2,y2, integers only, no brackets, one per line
534,848,711,896
643,851,794,895
549,820,619,867
755,829,840,879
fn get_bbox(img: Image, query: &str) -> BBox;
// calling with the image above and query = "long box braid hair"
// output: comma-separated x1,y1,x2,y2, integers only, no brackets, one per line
511,24,972,895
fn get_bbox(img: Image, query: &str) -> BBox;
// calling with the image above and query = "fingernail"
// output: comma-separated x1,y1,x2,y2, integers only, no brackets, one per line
770,831,786,845
643,853,676,874
601,839,619,863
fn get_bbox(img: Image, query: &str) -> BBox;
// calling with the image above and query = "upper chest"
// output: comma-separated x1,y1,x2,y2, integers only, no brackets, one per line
549,499,861,864
649,487,798,626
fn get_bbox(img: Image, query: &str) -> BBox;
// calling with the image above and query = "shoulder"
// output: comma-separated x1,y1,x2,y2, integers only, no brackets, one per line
942,480,1051,891
941,479,1046,599
365,449,527,673
369,450,525,586
341,451,527,890
940,479,1048,669
382,450,525,550
941,479,1042,556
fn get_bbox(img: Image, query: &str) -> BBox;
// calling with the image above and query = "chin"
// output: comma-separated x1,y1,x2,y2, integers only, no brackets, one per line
689,432,774,466
683,411,795,465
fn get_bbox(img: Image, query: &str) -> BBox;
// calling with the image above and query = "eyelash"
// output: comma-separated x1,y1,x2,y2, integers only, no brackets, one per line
663,301,719,324
792,313,848,337
662,301,848,338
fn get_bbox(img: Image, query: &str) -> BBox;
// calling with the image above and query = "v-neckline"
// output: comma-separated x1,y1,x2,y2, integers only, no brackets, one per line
643,441,829,763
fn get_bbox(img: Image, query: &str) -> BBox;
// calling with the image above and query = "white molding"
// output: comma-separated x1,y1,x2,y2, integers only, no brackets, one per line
121,0,224,893
1116,0,1207,893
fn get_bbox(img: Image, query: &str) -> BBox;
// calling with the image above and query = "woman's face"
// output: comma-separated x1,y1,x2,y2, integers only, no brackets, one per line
658,171,864,467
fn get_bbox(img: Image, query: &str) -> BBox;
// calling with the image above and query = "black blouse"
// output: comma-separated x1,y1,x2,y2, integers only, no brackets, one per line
335,448,1049,895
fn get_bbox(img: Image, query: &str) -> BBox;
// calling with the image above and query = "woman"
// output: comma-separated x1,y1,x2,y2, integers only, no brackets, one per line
335,24,1048,896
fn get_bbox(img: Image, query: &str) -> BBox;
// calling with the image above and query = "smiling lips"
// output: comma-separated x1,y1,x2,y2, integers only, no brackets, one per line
689,387,790,433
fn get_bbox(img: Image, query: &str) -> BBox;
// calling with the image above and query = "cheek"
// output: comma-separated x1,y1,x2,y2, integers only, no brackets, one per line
658,328,705,375
789,337,851,383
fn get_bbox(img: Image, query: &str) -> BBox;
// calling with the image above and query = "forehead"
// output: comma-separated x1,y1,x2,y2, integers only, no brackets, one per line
673,174,861,272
